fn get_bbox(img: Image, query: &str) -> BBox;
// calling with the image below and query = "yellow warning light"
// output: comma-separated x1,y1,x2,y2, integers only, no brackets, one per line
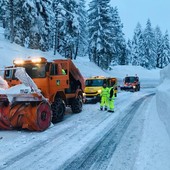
31,58,42,63
13,59,24,65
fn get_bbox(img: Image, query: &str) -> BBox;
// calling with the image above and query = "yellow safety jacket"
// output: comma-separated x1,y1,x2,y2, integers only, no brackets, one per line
108,87,115,99
100,87,109,97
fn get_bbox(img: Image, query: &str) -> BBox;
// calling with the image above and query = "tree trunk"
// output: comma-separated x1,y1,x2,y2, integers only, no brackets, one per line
9,0,14,43
54,10,59,55
74,37,79,60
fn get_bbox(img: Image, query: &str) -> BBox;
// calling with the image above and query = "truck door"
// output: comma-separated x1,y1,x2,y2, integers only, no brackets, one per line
49,63,69,95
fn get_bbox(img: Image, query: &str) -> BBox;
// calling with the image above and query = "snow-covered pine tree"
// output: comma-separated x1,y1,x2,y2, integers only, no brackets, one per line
159,30,170,68
0,0,5,27
52,0,80,59
88,0,113,69
13,0,28,47
62,0,79,59
0,0,2,21
109,6,117,66
110,7,127,65
131,23,144,66
154,26,163,68
98,0,114,69
52,0,65,55
126,39,132,65
77,0,88,57
143,19,157,69
3,0,15,42
88,0,98,65
23,0,52,51
3,0,30,46
3,0,52,51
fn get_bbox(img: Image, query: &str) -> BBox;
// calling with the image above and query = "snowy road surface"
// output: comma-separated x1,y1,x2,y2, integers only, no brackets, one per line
0,88,170,170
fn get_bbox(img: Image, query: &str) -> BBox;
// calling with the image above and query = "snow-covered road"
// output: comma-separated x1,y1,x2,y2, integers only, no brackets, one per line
0,88,170,170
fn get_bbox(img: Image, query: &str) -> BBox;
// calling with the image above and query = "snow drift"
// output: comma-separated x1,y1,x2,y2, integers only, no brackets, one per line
156,64,170,136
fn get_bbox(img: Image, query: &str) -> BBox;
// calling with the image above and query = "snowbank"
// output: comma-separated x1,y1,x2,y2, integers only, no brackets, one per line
156,64,170,136
0,27,62,69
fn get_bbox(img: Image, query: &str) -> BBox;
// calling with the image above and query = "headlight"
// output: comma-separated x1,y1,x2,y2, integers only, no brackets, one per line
133,86,136,89
98,89,102,93
31,58,42,63
13,59,24,65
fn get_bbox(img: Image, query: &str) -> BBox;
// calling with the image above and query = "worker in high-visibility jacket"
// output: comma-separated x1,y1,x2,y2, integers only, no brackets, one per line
108,85,115,112
100,83,109,111
62,69,66,75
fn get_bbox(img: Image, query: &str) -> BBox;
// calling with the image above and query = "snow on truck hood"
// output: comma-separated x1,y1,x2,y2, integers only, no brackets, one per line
0,67,41,102
0,84,32,95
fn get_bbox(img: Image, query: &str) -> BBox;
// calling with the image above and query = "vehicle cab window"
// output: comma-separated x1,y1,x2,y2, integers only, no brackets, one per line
5,69,13,79
50,64,58,75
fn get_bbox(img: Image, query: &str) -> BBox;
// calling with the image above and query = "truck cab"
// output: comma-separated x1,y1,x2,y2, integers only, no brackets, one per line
121,75,140,92
4,57,85,123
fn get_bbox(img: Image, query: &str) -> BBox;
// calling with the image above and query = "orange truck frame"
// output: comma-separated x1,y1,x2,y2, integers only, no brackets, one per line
3,57,85,128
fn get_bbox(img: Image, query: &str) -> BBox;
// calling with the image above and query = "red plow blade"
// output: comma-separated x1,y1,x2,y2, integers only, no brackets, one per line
0,103,12,130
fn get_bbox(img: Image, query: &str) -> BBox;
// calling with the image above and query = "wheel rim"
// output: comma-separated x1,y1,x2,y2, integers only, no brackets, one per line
37,102,51,131
41,111,47,121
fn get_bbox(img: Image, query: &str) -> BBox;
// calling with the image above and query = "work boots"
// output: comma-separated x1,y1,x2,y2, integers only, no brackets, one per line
108,110,114,113
100,106,107,111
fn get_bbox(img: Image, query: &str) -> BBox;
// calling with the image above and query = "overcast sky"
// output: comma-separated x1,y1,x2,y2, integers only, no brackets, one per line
110,0,170,39
86,0,170,39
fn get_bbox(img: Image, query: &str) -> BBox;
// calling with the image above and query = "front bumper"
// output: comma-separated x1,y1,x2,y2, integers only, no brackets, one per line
120,86,136,92
84,95,101,104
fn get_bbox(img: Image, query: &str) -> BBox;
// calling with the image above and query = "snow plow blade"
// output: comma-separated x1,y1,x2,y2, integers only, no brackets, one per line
0,67,51,131
0,95,51,131
0,97,12,130
0,96,51,131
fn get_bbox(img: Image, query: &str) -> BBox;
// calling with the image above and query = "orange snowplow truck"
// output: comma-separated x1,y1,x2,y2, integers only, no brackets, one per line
3,57,85,127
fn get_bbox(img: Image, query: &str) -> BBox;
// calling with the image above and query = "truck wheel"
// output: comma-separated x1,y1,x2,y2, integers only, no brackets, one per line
138,85,140,91
36,102,51,131
71,95,83,113
51,98,65,123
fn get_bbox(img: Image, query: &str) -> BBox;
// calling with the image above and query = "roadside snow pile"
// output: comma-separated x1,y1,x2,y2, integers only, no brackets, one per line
156,64,170,135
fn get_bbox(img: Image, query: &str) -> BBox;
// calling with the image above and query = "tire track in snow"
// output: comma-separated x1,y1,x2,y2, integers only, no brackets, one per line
0,105,117,169
61,94,155,170
0,92,154,170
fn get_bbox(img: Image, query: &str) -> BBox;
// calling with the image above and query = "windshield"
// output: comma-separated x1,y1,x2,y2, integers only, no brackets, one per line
85,79,105,87
23,63,46,78
125,77,138,83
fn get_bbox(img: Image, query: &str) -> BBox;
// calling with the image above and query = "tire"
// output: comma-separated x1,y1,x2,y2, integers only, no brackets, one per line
51,98,65,123
138,85,140,91
71,95,83,113
36,102,51,131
